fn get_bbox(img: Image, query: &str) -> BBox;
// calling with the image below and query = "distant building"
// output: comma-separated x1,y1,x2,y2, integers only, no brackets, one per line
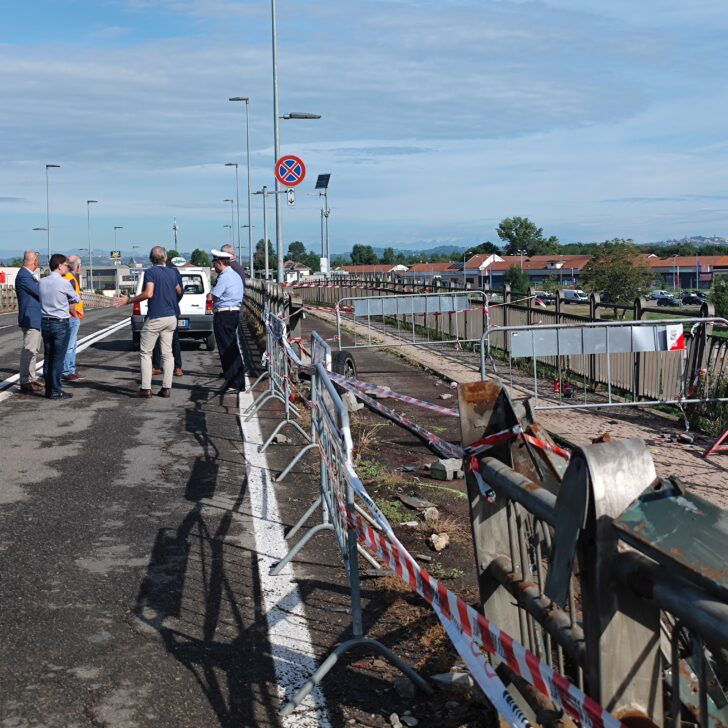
82,264,143,293
283,260,312,284
337,264,409,275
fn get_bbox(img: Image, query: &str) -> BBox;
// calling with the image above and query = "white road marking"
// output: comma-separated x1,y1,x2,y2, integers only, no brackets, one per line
0,316,130,402
238,384,331,727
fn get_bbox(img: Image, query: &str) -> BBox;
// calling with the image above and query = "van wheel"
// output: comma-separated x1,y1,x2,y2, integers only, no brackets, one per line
332,351,356,380
132,332,141,351
205,333,216,351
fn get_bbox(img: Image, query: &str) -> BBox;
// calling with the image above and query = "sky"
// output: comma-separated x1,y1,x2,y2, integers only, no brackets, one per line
1,0,728,260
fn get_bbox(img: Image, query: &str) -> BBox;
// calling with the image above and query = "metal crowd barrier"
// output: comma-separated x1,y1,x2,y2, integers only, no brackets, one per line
243,306,310,452
479,317,728,411
336,290,488,350
274,360,431,717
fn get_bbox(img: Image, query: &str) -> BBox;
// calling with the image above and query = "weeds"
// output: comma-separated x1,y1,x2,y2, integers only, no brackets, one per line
354,423,387,464
428,562,465,580
357,458,386,481
374,498,409,524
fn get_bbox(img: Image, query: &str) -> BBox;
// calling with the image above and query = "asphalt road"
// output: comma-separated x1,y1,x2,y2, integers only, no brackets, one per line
0,311,306,727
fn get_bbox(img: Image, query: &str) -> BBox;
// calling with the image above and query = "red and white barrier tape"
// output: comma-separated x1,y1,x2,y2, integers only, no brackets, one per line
345,469,624,728
521,432,571,461
330,374,463,459
328,372,459,417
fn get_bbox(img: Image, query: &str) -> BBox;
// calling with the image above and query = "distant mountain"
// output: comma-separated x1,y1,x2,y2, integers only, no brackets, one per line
647,235,728,246
331,243,470,263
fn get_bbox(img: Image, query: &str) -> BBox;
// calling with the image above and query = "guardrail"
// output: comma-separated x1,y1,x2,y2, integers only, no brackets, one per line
0,284,113,312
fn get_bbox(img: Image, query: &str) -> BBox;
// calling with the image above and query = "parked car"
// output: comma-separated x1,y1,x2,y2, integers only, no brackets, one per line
681,293,704,305
562,289,588,303
130,265,215,350
532,290,556,304
656,295,680,307
650,289,671,300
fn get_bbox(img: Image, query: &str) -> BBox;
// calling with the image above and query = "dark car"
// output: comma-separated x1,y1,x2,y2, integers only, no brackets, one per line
681,293,704,305
656,295,680,307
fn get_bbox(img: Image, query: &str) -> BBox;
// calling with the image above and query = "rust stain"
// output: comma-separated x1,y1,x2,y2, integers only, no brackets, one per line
592,431,613,444
460,379,501,406
614,709,659,728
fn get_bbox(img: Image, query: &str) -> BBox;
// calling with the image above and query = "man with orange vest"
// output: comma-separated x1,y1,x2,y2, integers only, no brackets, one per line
62,255,85,382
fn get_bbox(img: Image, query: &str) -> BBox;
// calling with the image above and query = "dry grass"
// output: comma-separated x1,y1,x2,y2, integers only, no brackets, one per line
418,513,470,545
353,423,387,464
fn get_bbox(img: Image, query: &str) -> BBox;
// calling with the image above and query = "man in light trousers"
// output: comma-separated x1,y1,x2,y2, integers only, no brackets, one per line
15,250,44,393
62,255,84,382
114,246,181,398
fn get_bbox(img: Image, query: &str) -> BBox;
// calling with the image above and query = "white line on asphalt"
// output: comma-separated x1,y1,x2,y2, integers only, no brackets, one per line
238,385,332,728
0,316,130,402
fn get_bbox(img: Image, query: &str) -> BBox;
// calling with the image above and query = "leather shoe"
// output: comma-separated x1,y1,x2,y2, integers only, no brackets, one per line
63,373,84,382
158,388,171,398
137,389,153,398
19,383,40,394
47,391,73,400
151,368,162,375
174,368,184,377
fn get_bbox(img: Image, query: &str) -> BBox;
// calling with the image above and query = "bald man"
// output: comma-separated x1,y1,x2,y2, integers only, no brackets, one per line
62,255,84,382
15,250,44,393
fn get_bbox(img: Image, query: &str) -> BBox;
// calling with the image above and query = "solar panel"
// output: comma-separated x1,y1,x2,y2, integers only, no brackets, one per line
315,173,331,190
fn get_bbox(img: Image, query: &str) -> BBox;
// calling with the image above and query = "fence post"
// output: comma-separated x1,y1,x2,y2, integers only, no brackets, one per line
633,297,648,400
527,286,535,326
576,440,663,722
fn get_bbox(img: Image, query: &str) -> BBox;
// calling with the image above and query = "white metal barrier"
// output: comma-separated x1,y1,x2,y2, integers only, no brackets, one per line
336,290,488,350
480,317,728,411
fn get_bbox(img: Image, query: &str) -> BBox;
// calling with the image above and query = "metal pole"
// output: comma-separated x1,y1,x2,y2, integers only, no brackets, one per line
324,188,330,266
46,166,50,267
262,186,270,280
86,202,93,290
230,201,234,245
271,0,284,284
245,100,253,277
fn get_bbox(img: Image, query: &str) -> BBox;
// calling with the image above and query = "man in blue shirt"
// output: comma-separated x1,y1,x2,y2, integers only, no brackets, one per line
114,246,182,398
210,249,245,392
38,254,81,400
15,250,44,394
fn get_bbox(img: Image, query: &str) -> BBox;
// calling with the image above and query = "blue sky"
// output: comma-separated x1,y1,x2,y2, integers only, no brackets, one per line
1,0,727,259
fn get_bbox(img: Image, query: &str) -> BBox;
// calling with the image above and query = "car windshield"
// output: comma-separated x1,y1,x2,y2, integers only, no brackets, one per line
182,274,204,295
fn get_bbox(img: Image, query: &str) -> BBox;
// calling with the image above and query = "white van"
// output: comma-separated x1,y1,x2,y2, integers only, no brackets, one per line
562,289,588,303
130,266,216,350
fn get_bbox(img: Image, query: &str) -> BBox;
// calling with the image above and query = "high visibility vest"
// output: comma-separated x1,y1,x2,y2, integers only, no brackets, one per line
63,273,85,318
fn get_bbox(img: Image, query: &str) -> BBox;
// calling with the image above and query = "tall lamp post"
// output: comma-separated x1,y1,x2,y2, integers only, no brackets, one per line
223,199,234,245
225,162,242,262
113,226,123,295
45,163,61,267
253,186,271,279
229,96,253,277
87,200,98,291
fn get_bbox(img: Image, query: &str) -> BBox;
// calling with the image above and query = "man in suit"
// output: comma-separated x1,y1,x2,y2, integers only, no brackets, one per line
15,250,44,394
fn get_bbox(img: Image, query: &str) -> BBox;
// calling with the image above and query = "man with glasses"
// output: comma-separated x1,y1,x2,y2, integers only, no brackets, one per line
38,254,80,400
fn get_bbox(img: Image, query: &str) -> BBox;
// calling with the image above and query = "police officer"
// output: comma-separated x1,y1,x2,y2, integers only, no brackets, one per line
209,249,245,392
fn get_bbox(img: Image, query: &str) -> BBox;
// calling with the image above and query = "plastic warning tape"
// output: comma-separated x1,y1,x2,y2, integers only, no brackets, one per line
329,375,463,460
344,476,625,728
328,372,459,417
521,432,571,461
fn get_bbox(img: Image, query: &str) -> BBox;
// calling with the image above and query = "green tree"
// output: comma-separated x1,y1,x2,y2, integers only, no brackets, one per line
286,241,306,261
709,279,728,319
10,257,23,267
190,249,210,267
497,216,559,256
166,249,181,261
254,238,277,273
464,241,500,258
541,274,560,293
503,265,530,294
580,239,652,303
351,244,378,265
381,247,397,264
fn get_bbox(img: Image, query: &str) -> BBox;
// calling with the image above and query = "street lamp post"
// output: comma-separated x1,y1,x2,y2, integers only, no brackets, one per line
517,249,527,270
253,187,271,279
113,226,123,294
87,200,98,291
224,163,241,261
45,164,61,267
229,96,253,278
223,199,234,246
